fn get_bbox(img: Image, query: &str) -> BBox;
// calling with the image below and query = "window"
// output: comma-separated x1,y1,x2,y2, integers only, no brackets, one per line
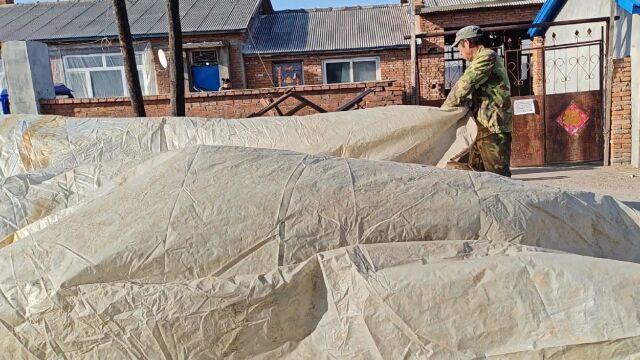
64,53,146,98
273,62,303,87
444,45,466,94
323,57,380,84
189,50,220,92
191,50,218,66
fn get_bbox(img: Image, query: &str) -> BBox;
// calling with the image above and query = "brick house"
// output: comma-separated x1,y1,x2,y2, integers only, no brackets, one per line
402,0,544,104
241,1,545,104
0,0,274,98
242,5,412,99
0,0,547,102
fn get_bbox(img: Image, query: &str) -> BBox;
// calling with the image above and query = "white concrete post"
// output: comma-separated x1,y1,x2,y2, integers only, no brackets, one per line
1,41,55,114
631,14,640,167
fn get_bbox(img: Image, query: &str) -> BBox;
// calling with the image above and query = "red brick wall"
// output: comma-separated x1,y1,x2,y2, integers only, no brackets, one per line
243,49,411,101
416,5,542,104
611,57,632,165
40,81,404,119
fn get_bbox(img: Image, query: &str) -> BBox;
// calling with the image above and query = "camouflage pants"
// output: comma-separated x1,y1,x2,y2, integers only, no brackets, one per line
469,128,512,177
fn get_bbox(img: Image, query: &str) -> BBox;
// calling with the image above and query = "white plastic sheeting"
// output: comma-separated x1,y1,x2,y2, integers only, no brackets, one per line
0,106,476,244
1,108,640,358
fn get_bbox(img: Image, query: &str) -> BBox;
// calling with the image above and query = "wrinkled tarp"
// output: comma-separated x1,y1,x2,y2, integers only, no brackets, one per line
1,108,640,358
0,145,639,358
0,105,473,178
0,106,475,244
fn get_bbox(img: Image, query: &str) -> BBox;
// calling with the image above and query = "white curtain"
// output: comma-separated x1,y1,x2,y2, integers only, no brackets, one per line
325,62,351,84
353,60,377,82
143,44,158,95
59,47,148,98
66,72,90,98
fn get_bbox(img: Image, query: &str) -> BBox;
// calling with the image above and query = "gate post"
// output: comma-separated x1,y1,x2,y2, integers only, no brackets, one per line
631,14,640,168
1,41,55,114
531,36,545,96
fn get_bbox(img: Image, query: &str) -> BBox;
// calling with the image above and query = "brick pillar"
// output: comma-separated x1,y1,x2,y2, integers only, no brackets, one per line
631,13,640,167
610,57,632,165
530,36,545,96
0,0,15,4
417,17,445,104
2,41,55,114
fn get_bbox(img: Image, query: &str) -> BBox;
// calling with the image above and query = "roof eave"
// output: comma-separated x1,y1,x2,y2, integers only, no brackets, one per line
527,0,564,37
10,29,248,45
242,44,411,57
419,0,541,14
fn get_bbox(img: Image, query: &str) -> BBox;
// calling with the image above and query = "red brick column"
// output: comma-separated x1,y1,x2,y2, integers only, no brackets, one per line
611,57,632,165
417,18,445,104
531,36,545,96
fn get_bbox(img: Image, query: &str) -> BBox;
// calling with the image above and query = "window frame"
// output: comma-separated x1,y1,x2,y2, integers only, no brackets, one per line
63,53,146,98
188,49,221,92
322,57,381,84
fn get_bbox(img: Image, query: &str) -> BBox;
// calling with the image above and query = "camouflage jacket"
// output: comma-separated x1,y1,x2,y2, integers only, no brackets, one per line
442,47,513,133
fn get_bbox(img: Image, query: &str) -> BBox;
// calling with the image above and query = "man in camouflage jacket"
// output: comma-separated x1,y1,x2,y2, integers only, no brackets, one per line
442,26,513,177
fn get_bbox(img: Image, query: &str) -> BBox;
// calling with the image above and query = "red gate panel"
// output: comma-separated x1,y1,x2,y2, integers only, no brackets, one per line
544,90,604,164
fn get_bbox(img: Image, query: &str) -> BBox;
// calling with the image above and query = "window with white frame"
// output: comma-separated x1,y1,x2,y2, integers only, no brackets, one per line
63,53,146,98
323,57,380,84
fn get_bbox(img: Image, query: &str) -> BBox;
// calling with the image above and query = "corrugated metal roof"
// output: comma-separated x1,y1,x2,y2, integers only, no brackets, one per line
616,0,639,14
0,0,262,42
422,0,544,13
243,5,411,55
528,0,639,37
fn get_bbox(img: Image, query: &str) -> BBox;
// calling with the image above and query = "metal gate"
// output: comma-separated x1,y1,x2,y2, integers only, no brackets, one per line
413,17,613,167
508,35,605,166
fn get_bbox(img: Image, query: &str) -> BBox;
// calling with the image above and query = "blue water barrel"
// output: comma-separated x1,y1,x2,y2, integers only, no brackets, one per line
0,89,9,115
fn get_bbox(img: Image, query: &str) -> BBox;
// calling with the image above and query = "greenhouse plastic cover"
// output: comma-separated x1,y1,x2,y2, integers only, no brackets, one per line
1,107,640,358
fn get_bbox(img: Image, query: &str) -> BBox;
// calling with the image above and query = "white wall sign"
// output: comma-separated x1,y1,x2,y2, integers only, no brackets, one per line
514,99,537,115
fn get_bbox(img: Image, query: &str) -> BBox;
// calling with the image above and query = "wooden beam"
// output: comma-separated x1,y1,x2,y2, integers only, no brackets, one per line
290,93,327,113
248,88,294,117
112,0,145,117
336,88,375,112
167,0,185,116
259,97,283,116
284,102,308,116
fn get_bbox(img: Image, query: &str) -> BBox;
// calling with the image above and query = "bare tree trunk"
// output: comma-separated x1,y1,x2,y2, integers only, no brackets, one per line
167,0,185,116
112,0,145,117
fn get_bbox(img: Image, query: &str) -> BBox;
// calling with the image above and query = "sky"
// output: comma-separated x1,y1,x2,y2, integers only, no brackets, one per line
16,0,398,9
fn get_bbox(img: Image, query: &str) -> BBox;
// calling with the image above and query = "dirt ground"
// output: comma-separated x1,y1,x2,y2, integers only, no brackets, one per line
512,164,640,210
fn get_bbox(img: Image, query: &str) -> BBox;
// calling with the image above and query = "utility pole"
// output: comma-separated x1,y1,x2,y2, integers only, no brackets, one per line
113,0,146,117
603,0,616,166
410,2,418,105
167,0,185,116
